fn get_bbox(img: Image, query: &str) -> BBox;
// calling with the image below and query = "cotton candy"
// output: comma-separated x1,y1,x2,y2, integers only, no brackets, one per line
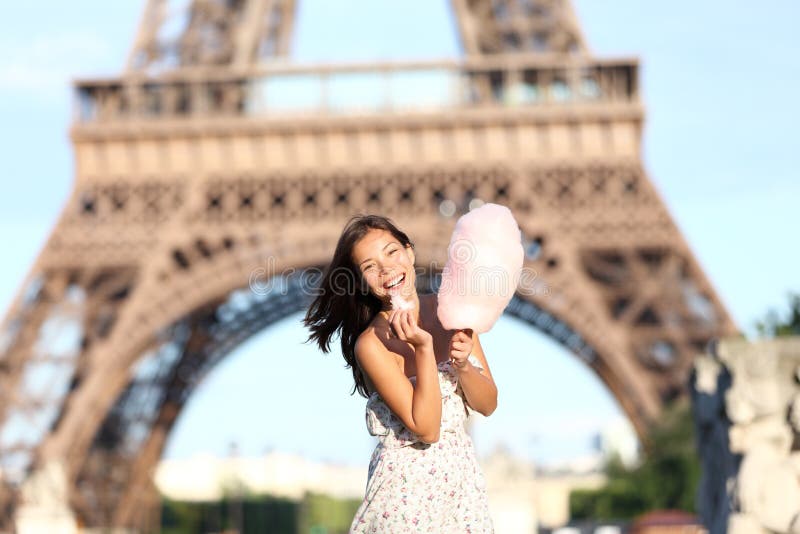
437,203,524,333
390,294,414,311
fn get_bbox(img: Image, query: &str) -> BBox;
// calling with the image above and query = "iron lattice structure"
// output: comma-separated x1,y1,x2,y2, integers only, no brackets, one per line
0,0,737,528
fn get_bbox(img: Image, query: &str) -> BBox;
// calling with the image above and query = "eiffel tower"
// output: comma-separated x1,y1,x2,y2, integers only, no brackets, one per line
0,0,738,528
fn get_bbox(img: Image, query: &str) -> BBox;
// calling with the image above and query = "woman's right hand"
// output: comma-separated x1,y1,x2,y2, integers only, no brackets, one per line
388,309,433,348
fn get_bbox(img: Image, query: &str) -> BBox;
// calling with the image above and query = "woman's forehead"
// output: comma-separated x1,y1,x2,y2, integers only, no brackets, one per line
353,229,398,257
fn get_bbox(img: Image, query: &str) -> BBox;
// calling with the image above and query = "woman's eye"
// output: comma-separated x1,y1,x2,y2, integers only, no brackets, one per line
389,248,398,255
364,265,374,271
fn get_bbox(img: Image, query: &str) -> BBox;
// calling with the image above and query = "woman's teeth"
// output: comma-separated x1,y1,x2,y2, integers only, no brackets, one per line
386,274,405,289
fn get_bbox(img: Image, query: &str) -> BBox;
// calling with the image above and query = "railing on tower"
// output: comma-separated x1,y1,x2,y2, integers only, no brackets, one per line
74,55,639,123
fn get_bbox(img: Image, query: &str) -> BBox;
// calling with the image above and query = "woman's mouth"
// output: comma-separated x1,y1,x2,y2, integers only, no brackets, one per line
384,273,406,293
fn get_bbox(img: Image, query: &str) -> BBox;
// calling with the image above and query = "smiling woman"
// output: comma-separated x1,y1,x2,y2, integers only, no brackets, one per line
304,214,496,532
357,234,415,309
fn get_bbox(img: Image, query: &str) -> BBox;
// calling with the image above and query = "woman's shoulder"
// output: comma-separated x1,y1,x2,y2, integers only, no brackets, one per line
358,312,387,340
355,324,379,352
354,324,406,390
355,317,409,365
355,317,390,354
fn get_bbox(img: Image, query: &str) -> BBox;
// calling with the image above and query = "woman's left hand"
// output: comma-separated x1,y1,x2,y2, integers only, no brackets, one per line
449,328,474,370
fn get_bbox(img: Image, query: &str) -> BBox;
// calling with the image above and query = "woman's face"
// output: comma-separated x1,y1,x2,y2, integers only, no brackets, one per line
351,228,416,305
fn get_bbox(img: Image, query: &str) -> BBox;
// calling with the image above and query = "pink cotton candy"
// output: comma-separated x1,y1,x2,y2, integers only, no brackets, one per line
437,203,524,333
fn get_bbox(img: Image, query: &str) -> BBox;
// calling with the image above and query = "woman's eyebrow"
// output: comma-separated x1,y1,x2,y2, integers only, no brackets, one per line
359,242,395,266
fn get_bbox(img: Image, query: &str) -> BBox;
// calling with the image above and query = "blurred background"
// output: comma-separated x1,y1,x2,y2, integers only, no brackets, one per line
0,1,798,533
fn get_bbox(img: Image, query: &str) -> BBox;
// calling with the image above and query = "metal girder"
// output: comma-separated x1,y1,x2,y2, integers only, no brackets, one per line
451,0,588,55
126,0,297,73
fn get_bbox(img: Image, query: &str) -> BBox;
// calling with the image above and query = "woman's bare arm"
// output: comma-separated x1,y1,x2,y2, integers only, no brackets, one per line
355,328,442,443
455,332,498,416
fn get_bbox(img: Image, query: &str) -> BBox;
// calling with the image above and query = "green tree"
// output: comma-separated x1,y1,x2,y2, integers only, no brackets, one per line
755,291,800,337
161,499,204,534
569,399,700,520
160,495,298,534
297,491,362,534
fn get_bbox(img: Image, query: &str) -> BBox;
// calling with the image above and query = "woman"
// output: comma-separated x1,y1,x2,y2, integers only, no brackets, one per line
304,214,497,533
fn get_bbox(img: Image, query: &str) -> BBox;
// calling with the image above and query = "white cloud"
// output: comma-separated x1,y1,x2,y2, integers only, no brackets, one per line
0,32,114,98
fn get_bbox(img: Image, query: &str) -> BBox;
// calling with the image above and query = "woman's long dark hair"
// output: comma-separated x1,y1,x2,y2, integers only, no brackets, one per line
304,214,414,398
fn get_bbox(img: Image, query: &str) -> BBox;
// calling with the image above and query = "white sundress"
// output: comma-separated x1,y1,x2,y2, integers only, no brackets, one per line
349,354,494,533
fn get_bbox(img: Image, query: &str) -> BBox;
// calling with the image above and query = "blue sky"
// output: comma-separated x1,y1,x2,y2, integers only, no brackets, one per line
0,1,798,467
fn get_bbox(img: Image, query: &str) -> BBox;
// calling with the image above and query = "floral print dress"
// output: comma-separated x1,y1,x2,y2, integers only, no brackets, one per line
349,354,494,533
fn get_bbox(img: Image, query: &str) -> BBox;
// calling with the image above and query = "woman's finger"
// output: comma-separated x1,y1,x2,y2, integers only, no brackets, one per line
391,312,404,339
398,311,411,339
400,313,414,341
404,310,414,331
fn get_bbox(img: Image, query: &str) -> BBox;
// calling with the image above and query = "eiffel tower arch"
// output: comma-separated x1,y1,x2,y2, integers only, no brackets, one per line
0,0,738,528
